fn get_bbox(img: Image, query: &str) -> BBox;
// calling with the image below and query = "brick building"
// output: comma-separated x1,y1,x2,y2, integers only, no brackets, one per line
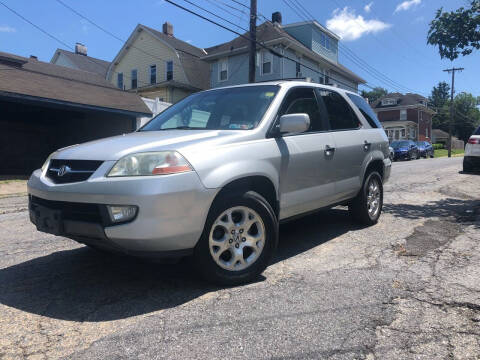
370,93,435,142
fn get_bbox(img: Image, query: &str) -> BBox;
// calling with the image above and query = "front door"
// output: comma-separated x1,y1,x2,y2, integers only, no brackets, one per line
276,87,337,220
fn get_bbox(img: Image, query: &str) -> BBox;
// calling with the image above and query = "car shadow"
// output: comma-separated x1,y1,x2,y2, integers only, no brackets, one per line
0,208,355,322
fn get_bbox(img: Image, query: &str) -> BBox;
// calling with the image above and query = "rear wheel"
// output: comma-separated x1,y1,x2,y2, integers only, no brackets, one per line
463,159,472,173
194,191,278,285
349,171,383,226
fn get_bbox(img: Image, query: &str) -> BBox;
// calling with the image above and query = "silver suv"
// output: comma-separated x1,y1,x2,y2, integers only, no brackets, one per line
28,81,391,285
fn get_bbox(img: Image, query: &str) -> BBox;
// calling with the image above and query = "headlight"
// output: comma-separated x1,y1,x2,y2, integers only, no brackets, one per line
107,151,193,177
41,152,56,173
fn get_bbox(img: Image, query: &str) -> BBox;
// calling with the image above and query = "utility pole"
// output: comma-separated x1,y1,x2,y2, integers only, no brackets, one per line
443,67,464,157
248,0,257,83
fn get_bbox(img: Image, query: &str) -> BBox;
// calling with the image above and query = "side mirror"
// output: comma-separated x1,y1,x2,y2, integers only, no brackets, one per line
279,113,310,135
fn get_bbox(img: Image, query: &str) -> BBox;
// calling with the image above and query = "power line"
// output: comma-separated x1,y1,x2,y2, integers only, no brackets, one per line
203,0,245,23
165,0,372,93
181,0,249,32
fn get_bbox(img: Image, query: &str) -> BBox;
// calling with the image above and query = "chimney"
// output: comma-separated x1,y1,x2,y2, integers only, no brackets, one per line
162,22,174,37
29,55,38,60
272,11,282,25
75,42,87,56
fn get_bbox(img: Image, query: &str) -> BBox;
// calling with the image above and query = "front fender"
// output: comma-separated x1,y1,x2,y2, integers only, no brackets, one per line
197,159,280,195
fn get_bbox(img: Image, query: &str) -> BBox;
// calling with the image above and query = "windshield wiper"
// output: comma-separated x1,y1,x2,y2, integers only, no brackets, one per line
160,126,203,130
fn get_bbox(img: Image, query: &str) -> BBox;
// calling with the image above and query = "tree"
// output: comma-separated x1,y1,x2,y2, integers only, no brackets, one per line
427,1,480,61
360,87,388,104
453,92,480,142
428,82,450,132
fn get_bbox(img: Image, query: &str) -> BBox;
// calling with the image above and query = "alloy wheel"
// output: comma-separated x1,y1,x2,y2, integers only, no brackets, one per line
209,206,266,271
367,177,381,219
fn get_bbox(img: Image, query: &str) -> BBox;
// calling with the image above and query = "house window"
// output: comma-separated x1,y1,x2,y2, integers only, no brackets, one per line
324,70,330,85
319,75,324,84
401,129,406,138
296,62,301,77
117,73,123,89
261,51,273,75
219,58,228,81
426,127,429,138
400,109,407,120
150,65,156,85
419,111,423,121
131,69,137,89
381,98,397,106
166,61,173,81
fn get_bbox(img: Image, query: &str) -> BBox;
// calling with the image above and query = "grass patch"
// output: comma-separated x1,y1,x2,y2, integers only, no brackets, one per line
434,149,464,158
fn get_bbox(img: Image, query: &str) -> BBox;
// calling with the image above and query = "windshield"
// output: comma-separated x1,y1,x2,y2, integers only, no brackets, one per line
415,141,425,146
391,141,411,148
140,85,279,131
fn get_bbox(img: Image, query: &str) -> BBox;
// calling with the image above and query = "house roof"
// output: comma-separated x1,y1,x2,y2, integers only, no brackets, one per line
372,93,428,109
203,22,365,84
432,129,449,138
0,51,151,116
51,49,110,77
108,24,210,91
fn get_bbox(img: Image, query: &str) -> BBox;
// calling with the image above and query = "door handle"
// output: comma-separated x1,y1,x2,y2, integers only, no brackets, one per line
324,145,335,156
363,140,371,151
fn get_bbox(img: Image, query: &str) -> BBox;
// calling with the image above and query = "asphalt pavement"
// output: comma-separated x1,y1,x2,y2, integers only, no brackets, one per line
0,157,479,359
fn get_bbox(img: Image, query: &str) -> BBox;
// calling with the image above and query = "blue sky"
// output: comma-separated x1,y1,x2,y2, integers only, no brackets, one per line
1,0,478,97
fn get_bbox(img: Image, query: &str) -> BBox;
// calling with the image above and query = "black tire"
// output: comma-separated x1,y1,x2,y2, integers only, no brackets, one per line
193,191,278,286
463,159,472,173
349,171,383,226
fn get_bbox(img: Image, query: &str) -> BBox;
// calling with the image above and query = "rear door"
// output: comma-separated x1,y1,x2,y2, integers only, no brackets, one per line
315,89,370,200
275,87,337,219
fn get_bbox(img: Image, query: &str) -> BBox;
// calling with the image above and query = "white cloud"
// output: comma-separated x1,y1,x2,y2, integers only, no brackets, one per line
364,2,373,13
326,7,391,41
394,0,421,13
0,25,16,33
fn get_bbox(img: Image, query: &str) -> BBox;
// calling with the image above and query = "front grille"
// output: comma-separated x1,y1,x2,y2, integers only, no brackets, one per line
30,195,107,225
47,159,103,184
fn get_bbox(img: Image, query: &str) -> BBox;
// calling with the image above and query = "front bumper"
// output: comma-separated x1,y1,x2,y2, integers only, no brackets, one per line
28,162,217,254
393,151,409,160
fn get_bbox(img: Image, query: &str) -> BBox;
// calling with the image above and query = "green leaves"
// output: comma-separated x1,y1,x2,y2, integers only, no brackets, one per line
427,0,480,61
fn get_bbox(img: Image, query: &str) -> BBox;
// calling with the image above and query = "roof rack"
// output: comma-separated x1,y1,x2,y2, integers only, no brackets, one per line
254,77,314,84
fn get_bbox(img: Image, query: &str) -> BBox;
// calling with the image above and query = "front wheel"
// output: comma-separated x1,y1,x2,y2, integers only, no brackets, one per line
349,171,383,226
194,191,278,285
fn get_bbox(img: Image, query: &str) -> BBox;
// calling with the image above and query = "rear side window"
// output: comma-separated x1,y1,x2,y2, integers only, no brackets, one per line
280,88,327,132
475,126,480,135
347,93,382,129
316,89,359,130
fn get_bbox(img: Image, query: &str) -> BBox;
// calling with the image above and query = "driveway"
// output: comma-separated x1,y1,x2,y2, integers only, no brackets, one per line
0,157,479,359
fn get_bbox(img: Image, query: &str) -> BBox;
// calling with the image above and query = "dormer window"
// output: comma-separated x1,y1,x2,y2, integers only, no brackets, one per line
381,98,397,106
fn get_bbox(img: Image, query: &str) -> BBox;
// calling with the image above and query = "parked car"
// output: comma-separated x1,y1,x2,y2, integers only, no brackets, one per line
415,141,434,158
463,126,480,172
390,140,420,161
389,146,394,161
28,81,391,285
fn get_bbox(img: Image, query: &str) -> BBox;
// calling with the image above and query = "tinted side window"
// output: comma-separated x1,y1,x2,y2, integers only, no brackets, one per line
316,89,359,130
347,93,382,128
474,126,480,135
280,88,327,132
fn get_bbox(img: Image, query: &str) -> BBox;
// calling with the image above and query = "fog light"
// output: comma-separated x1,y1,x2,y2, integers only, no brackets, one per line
106,205,138,223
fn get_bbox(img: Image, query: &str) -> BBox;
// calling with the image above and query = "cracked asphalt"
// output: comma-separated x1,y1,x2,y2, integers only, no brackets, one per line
0,157,479,359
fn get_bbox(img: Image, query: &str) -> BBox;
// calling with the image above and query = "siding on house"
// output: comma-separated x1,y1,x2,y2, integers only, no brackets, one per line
108,30,188,91
284,23,339,63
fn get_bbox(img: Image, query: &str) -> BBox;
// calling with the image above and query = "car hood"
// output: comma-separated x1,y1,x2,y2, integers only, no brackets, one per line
52,130,249,161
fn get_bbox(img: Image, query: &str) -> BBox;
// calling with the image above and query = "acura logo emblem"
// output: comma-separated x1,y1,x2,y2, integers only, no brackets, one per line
57,165,71,177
